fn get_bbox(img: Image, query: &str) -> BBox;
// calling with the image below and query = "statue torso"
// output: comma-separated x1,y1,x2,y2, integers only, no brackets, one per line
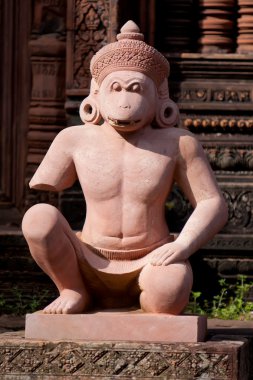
72,124,179,249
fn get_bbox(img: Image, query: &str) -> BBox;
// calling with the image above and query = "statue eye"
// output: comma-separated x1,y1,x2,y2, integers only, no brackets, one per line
130,83,141,92
111,82,121,91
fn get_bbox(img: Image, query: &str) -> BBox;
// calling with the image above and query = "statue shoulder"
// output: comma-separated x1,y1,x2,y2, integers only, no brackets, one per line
169,128,204,162
53,124,96,147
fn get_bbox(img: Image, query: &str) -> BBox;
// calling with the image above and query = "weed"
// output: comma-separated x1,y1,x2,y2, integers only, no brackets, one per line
186,275,253,320
0,287,50,315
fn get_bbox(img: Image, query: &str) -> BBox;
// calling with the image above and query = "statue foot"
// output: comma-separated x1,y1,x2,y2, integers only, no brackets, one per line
43,289,89,314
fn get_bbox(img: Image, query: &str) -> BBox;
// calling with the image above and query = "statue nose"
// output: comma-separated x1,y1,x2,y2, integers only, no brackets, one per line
120,104,130,109
118,92,131,109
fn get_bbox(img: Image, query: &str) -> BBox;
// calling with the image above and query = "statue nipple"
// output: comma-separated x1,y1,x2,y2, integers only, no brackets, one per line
117,20,144,41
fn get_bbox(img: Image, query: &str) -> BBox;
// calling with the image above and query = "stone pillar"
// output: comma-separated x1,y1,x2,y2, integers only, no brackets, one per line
25,0,67,209
237,0,253,53
198,0,236,53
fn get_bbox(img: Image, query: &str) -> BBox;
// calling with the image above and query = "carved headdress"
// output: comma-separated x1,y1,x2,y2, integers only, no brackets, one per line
80,21,179,128
90,20,170,88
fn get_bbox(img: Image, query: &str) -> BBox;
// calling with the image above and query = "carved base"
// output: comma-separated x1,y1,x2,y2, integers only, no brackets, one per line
0,331,249,379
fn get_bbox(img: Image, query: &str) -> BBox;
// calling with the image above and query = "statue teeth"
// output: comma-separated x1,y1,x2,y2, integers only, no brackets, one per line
108,117,140,127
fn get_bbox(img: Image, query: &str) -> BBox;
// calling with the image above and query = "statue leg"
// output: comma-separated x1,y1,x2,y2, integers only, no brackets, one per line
22,203,90,314
138,261,193,314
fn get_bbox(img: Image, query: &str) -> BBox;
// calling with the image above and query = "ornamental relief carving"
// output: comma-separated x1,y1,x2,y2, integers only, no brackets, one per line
25,0,67,211
183,116,253,133
205,237,253,250
203,147,253,171
174,88,251,103
68,0,112,90
222,189,253,232
167,186,253,234
0,342,233,378
31,0,66,37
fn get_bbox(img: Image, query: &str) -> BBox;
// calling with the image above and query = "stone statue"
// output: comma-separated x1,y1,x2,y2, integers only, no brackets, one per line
22,21,228,315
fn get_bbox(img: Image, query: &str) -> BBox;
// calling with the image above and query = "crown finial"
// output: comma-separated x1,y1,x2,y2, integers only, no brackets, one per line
121,20,140,34
117,20,144,41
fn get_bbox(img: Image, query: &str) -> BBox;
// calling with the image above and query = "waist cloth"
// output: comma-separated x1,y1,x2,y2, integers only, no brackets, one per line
75,232,174,274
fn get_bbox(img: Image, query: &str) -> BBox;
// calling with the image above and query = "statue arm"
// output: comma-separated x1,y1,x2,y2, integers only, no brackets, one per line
173,134,228,255
29,128,77,191
151,133,228,266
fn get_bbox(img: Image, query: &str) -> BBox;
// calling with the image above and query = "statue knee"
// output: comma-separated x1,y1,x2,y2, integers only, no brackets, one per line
139,262,193,314
22,203,60,244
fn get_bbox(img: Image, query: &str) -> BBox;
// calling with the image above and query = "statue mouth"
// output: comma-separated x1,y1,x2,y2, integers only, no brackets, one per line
108,117,140,127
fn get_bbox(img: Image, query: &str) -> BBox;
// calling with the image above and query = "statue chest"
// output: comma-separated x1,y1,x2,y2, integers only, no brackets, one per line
74,145,176,201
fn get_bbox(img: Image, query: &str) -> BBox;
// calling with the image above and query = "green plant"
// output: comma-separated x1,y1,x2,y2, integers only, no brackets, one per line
186,275,253,320
185,291,205,315
0,287,50,315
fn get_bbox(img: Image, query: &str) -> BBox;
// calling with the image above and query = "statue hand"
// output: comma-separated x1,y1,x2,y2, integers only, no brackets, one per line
150,241,189,266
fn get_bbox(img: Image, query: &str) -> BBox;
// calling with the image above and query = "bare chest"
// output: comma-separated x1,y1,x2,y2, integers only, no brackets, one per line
73,142,176,200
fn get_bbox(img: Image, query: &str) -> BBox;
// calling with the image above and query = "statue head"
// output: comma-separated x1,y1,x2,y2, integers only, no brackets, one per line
80,20,179,131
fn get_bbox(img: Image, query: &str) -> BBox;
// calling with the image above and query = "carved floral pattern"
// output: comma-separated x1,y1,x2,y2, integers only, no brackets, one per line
0,341,234,378
71,0,111,89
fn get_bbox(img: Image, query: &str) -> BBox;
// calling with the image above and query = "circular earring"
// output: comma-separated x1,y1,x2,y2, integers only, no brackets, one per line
156,100,179,128
79,97,102,125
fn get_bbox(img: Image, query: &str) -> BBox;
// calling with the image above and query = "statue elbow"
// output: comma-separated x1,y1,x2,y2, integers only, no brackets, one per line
29,178,58,192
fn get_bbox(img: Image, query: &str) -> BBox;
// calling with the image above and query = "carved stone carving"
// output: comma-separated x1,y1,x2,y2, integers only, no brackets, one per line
204,146,253,171
222,188,253,232
0,338,246,379
204,235,253,250
167,183,253,235
24,0,67,210
66,0,119,96
175,88,251,103
182,116,253,133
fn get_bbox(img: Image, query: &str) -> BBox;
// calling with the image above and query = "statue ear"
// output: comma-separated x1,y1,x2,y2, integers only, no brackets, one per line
154,79,179,128
79,79,102,125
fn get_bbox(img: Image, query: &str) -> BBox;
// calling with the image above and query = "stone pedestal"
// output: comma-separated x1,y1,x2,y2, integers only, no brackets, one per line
25,312,207,342
0,330,249,379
